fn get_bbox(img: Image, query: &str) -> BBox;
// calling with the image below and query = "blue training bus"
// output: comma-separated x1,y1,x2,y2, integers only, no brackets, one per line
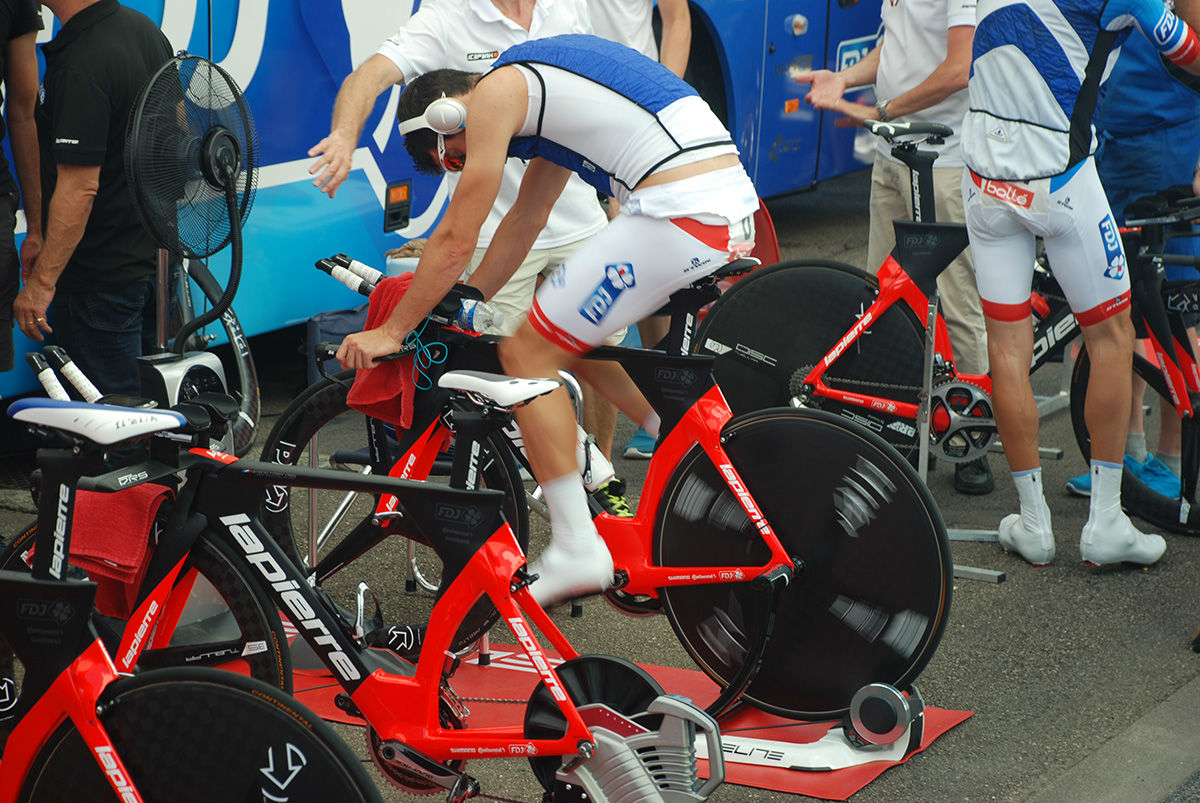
0,0,881,400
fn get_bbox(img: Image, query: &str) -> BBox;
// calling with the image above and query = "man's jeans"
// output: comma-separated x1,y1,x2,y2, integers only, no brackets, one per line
52,277,156,398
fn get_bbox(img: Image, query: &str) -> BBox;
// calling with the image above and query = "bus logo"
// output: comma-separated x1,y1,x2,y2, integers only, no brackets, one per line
836,27,881,71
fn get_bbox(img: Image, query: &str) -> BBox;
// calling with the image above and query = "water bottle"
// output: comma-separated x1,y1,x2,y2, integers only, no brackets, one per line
456,298,503,333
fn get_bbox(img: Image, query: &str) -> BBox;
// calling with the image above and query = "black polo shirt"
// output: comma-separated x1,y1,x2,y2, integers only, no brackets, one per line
0,0,39,200
37,0,171,293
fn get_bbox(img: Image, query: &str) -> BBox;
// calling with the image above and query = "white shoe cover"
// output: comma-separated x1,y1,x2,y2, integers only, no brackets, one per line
998,508,1055,566
1080,513,1166,567
527,537,615,608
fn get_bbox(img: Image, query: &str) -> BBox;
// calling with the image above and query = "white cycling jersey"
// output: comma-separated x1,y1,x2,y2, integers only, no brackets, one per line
963,0,1200,181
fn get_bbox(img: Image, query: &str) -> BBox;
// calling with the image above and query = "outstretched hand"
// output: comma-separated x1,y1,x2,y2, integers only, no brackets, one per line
308,130,356,199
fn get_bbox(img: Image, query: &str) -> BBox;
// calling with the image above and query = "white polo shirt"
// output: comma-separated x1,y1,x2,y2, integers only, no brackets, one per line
876,0,976,168
377,0,607,249
589,0,657,58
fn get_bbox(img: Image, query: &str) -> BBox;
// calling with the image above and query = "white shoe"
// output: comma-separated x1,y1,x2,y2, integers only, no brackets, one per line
1080,513,1166,567
527,537,614,609
998,511,1055,566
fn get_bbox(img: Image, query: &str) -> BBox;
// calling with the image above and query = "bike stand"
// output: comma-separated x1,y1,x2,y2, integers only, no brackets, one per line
694,683,927,774
915,293,1006,583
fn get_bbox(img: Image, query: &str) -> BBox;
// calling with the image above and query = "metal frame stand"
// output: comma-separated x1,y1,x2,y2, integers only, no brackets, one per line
916,293,1006,583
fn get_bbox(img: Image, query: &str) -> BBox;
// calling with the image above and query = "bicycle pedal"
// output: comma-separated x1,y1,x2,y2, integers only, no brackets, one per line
511,565,538,593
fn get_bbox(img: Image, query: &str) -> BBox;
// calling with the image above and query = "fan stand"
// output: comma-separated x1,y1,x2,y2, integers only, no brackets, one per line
136,247,232,450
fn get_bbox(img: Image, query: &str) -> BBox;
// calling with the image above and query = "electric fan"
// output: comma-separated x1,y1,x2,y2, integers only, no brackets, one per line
125,53,260,454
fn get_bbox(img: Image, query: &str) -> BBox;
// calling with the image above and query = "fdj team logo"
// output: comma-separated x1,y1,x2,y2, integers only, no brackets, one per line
579,263,636,325
1098,215,1126,280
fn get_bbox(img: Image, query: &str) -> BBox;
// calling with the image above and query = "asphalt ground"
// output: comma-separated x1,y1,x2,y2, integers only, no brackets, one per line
5,169,1200,802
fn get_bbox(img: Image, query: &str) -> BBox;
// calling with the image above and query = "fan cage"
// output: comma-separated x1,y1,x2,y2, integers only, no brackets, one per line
126,54,259,259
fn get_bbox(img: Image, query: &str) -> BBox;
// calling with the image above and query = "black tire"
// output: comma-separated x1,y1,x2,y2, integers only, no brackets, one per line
0,519,290,706
695,260,929,462
18,667,379,802
654,407,951,720
1069,347,1200,534
258,371,529,652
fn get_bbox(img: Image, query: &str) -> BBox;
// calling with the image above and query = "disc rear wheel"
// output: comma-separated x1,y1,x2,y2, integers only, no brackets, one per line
655,407,951,720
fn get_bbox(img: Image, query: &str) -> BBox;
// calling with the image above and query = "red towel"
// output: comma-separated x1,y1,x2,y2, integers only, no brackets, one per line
72,483,172,618
345,273,417,429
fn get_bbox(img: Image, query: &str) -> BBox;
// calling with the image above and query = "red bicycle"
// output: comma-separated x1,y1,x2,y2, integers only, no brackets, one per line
262,267,953,723
695,121,1077,469
0,400,378,801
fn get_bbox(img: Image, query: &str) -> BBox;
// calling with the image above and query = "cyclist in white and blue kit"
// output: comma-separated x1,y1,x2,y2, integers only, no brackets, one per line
961,0,1200,567
336,34,758,607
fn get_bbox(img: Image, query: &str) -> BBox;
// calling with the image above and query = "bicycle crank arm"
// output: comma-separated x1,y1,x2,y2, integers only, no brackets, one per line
375,740,480,800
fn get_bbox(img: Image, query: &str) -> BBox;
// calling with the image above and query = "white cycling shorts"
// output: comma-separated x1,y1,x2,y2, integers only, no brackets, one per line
962,157,1131,325
528,210,755,353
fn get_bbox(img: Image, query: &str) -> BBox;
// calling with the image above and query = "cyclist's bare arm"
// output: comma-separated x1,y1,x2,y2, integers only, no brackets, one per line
794,43,880,110
309,54,406,198
336,70,522,369
468,157,571,301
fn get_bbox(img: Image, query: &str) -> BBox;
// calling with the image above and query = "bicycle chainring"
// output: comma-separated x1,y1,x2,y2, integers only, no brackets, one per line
367,695,465,794
929,379,997,462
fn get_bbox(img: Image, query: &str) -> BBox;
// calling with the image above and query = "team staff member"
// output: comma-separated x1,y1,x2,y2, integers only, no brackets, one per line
307,0,634,516
0,0,41,373
14,0,171,397
796,0,994,495
336,34,758,607
961,0,1200,567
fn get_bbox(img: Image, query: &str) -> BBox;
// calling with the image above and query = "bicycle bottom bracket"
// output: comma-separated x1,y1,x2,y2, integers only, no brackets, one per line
929,380,996,462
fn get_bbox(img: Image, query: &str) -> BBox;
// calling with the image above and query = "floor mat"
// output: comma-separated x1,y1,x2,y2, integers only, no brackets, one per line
287,643,971,801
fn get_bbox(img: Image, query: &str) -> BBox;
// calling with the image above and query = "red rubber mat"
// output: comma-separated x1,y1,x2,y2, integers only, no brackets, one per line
285,643,971,801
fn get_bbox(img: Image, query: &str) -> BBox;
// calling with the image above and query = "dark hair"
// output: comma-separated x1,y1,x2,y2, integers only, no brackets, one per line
397,69,481,175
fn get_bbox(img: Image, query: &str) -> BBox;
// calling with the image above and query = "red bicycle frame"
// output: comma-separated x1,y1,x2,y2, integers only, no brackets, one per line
799,253,992,422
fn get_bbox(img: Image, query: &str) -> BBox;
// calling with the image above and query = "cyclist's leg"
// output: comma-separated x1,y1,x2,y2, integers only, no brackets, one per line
512,210,751,607
963,168,1055,564
1038,159,1164,566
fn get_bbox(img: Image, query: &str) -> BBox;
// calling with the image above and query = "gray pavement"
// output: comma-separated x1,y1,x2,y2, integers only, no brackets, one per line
4,169,1200,802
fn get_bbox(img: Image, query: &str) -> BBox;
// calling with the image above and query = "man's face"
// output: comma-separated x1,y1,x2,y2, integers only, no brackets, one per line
432,131,467,173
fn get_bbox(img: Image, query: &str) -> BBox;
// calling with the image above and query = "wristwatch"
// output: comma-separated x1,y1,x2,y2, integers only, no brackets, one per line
876,99,892,122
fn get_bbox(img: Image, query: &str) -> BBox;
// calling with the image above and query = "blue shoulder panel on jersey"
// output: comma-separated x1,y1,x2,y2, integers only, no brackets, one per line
492,33,696,113
975,4,1083,118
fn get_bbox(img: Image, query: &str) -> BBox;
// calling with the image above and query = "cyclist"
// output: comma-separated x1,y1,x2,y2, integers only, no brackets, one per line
335,34,757,607
961,0,1200,566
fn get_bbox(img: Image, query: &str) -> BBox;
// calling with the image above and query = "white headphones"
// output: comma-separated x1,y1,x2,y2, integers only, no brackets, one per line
397,95,467,136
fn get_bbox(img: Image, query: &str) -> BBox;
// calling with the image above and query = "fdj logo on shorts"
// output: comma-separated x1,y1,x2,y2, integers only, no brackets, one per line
1099,215,1126,280
579,263,636,325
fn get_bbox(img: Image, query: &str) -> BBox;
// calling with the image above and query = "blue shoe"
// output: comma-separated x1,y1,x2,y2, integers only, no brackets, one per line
623,427,656,460
1067,454,1143,497
1138,455,1181,499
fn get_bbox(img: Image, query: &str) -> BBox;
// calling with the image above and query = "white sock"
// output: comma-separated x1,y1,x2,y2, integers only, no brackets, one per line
1087,460,1123,525
540,473,598,551
641,411,661,439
